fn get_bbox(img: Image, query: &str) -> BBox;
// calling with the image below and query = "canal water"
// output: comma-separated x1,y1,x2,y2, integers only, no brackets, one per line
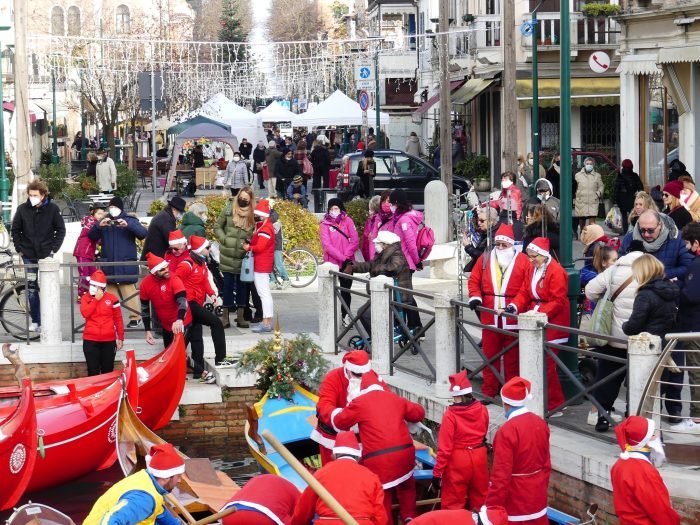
0,446,259,523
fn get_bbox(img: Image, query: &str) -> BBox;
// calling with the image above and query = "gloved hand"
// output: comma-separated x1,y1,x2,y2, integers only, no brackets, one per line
468,298,482,311
416,262,424,271
504,305,516,315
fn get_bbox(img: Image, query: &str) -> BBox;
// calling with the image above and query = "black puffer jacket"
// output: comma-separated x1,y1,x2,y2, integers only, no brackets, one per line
11,197,66,260
275,157,302,193
142,206,176,258
613,169,644,212
622,278,678,339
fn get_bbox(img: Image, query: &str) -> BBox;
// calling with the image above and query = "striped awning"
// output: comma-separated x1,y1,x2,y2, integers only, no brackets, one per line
616,53,660,75
658,47,700,64
515,77,620,108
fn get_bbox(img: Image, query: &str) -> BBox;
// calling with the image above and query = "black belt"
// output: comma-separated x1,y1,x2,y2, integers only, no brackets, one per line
465,443,486,450
362,443,412,461
317,418,337,437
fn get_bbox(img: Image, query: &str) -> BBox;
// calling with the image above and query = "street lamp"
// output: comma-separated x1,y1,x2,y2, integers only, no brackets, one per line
0,25,11,222
80,74,87,160
367,36,384,148
50,56,59,165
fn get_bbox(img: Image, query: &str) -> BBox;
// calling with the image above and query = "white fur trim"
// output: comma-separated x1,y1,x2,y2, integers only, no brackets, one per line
639,418,656,448
169,238,186,246
479,506,493,525
527,243,550,259
357,384,385,397
150,260,168,274
89,280,107,288
344,360,371,374
450,384,472,396
223,501,284,525
495,234,514,245
507,507,547,521
145,454,185,479
330,407,343,433
309,429,336,449
382,469,414,490
332,446,361,457
505,406,530,420
193,240,210,254
254,210,270,217
501,390,529,407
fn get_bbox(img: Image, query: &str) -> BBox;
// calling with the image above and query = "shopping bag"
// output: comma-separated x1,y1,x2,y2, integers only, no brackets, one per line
240,252,255,282
605,205,624,233
262,163,269,181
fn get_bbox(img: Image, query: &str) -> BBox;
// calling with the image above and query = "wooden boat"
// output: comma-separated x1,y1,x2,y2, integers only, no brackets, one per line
244,384,437,491
5,502,75,525
0,351,137,493
0,379,38,511
116,387,239,514
0,334,187,431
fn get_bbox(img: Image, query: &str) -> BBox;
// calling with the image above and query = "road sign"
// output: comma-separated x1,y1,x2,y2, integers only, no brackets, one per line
358,90,370,111
356,80,375,91
589,51,610,73
355,60,374,82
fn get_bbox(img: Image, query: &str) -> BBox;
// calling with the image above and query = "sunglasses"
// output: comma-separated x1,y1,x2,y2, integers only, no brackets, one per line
640,226,659,235
662,193,671,198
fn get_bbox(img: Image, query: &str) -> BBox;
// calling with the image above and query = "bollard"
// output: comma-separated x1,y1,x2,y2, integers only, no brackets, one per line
628,332,662,425
39,257,62,345
434,291,457,398
317,262,339,354
369,275,393,376
424,180,449,244
517,310,547,417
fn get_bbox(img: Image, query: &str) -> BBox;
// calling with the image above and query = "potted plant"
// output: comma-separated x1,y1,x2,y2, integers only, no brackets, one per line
581,3,621,17
462,13,475,23
455,154,491,191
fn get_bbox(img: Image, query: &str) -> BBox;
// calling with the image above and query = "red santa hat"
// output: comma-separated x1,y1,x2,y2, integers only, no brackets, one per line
615,415,656,460
147,252,168,275
494,224,515,245
359,370,384,393
342,350,371,374
254,199,271,218
478,506,509,525
500,376,533,407
332,431,361,458
169,230,187,246
448,370,472,396
146,443,185,478
527,237,550,259
189,235,210,254
89,270,108,289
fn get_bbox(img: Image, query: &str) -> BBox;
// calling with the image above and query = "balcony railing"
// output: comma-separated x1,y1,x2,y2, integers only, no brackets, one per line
454,14,502,56
521,12,620,48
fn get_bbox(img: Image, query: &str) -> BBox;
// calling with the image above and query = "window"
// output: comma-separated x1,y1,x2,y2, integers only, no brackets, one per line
67,6,80,36
394,154,429,177
641,74,678,188
51,6,64,35
116,4,130,34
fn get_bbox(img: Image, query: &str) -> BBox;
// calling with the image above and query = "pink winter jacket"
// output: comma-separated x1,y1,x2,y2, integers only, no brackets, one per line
320,213,359,267
380,210,423,270
73,215,100,259
361,213,382,261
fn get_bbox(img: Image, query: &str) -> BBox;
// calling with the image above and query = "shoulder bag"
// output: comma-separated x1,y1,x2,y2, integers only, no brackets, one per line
240,252,255,282
586,269,633,347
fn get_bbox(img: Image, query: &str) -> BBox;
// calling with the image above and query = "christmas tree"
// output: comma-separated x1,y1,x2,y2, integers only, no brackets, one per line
219,0,247,62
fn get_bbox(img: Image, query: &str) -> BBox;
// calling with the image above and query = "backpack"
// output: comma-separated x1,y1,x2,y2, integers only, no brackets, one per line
416,222,435,261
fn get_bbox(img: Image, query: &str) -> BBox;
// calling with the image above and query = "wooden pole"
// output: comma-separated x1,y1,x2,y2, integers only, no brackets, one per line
12,0,31,211
437,0,452,196
165,494,196,525
502,0,518,173
261,430,359,525
192,506,237,525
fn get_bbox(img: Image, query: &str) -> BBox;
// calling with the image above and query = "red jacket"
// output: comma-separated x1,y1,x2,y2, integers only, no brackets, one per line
333,386,425,488
175,254,215,305
510,258,570,342
73,215,100,259
467,251,530,329
223,474,299,525
485,407,550,522
165,249,189,270
139,274,193,329
291,458,387,525
433,400,489,478
80,291,125,342
250,219,275,273
412,510,478,525
489,186,523,220
611,454,680,525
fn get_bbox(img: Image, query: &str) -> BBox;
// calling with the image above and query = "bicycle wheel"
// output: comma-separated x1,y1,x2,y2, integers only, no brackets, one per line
0,285,40,341
284,248,318,288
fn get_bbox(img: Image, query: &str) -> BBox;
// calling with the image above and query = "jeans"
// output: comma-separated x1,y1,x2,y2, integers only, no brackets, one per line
661,349,685,417
222,271,249,308
270,250,289,282
22,257,40,325
592,345,628,414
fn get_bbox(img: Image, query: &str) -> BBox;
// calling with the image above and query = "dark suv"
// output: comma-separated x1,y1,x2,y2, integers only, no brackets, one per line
337,149,472,206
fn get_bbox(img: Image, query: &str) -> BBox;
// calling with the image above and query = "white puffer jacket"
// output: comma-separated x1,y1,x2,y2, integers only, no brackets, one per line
584,251,644,349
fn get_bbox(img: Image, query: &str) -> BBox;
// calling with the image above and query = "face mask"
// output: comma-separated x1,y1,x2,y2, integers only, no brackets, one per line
329,210,340,219
238,198,250,207
233,155,241,162
528,159,534,166
495,247,516,268
381,202,392,213
555,160,560,166
374,242,384,254
585,164,594,172
647,437,666,467
390,204,397,214
89,285,99,296
501,180,513,189
29,196,42,207
109,207,121,218
201,214,208,222
537,192,550,202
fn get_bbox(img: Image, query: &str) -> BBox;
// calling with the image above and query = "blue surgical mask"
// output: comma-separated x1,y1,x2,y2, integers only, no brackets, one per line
585,164,594,172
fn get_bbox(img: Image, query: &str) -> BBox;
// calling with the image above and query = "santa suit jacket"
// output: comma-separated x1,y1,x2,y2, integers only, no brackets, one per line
468,251,530,329
223,474,299,525
411,509,479,525
433,400,489,478
291,458,387,525
485,407,550,522
610,453,680,525
175,254,215,305
332,386,425,489
510,258,570,343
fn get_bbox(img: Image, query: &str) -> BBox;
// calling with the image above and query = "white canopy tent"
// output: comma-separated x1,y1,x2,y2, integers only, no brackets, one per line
294,90,390,128
257,101,298,124
197,93,267,146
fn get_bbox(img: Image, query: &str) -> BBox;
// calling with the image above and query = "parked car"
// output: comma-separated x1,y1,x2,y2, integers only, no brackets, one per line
337,149,473,207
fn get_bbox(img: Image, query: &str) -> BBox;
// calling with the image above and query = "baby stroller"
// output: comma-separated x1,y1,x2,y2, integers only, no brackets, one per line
205,242,224,317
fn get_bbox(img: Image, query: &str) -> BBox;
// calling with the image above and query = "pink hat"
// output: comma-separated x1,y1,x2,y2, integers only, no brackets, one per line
333,431,361,458
448,370,473,396
146,443,185,478
615,416,656,459
500,376,533,407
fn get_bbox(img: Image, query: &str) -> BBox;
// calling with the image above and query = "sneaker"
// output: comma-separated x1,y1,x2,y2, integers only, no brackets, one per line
342,314,351,328
669,418,700,432
587,409,598,426
199,371,216,384
252,323,273,333
610,410,623,423
28,322,39,332
127,319,142,329
550,411,565,418
281,280,291,290
251,316,263,324
595,416,610,432
215,357,236,368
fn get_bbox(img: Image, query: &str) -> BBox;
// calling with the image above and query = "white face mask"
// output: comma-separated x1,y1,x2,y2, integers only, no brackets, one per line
89,285,99,296
647,437,666,467
29,196,42,207
528,158,534,166
201,214,208,222
329,210,340,219
501,179,513,189
390,204,397,214
495,247,516,268
109,207,121,218
374,242,384,254
233,156,241,162
585,164,594,172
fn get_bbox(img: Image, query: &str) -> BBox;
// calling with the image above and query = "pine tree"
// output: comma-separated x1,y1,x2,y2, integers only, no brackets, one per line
219,0,247,62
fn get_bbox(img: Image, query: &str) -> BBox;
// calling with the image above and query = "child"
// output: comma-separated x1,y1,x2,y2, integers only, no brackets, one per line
286,175,308,208
432,371,490,510
73,205,106,302
269,205,291,289
80,270,124,376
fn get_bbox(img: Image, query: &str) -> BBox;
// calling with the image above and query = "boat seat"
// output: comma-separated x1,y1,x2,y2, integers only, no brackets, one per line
50,385,71,395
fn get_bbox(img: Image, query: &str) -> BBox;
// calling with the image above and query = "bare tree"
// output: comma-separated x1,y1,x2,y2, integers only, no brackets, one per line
267,0,329,43
191,0,252,42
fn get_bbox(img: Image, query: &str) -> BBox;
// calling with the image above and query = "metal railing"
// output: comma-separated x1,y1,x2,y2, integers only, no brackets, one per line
331,270,371,354
0,255,36,343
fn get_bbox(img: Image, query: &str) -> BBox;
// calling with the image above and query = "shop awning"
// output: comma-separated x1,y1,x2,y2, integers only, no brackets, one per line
616,53,660,75
2,101,38,122
451,78,495,105
516,77,620,108
413,80,465,116
658,47,700,64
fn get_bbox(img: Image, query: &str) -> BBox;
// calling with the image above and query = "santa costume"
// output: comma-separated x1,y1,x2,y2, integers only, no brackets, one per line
467,224,530,396
610,416,680,525
485,377,551,524
433,371,490,510
291,432,387,525
332,370,425,522
311,350,387,464
222,474,299,525
508,237,566,411
411,506,508,525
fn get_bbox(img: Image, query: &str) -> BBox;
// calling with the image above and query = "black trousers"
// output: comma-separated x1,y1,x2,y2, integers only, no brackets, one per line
661,350,685,417
592,345,627,413
619,206,631,234
163,329,174,349
186,301,226,376
245,282,263,320
313,169,329,189
83,340,116,376
338,275,352,318
230,188,240,197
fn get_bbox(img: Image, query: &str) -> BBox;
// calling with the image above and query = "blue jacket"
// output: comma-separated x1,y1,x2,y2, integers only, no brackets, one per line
100,472,180,525
619,220,693,281
89,213,148,284
679,253,700,332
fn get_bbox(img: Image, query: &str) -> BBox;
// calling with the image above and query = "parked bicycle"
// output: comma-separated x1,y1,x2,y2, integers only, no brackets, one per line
0,251,39,341
271,242,318,288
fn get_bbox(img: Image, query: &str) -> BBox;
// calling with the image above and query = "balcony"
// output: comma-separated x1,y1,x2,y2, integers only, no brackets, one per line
520,12,621,53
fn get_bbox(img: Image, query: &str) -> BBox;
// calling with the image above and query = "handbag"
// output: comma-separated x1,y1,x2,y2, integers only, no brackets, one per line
585,269,633,347
262,163,269,181
240,252,255,282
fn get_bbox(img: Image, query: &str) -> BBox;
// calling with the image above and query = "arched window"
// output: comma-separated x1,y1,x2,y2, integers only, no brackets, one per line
67,6,80,36
115,4,130,34
50,6,65,35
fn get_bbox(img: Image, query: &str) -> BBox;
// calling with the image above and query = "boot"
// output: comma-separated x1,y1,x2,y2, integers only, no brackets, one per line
221,308,231,329
236,307,250,328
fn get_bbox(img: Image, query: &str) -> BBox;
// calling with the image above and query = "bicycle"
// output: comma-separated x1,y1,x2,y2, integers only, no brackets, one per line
0,251,39,341
271,243,318,288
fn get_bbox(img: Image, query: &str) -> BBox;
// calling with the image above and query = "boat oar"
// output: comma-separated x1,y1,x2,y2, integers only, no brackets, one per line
166,494,197,525
192,505,237,525
261,429,359,525
393,497,441,509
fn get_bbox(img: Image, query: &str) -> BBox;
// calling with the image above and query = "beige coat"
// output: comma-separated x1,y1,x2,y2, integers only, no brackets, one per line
574,169,604,217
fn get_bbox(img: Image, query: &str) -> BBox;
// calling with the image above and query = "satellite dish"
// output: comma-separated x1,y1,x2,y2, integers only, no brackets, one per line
520,21,534,37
